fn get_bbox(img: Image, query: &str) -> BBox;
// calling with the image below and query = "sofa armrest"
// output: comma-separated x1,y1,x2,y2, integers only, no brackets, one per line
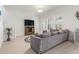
30,36,41,53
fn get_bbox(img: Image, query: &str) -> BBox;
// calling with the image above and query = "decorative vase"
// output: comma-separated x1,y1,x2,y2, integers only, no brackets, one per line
6,28,12,41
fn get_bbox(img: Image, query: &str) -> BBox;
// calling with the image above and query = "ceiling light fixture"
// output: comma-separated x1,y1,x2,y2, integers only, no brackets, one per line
38,9,43,13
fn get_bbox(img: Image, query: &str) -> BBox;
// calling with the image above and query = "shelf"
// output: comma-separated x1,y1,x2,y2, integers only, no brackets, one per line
25,26,34,27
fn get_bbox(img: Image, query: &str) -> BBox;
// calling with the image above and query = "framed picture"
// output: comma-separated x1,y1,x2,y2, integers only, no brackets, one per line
76,11,79,20
0,10,1,16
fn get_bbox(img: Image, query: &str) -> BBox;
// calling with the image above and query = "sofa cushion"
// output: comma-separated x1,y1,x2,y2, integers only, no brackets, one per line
35,32,51,38
51,31,59,36
43,32,51,37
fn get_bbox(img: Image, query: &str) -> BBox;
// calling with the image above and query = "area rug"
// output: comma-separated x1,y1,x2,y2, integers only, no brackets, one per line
24,37,30,43
24,48,36,54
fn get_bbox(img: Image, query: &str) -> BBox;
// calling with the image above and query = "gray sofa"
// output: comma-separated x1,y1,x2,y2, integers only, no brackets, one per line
30,30,69,54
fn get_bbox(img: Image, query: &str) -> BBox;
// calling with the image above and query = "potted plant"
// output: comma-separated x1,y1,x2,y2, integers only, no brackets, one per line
6,28,12,41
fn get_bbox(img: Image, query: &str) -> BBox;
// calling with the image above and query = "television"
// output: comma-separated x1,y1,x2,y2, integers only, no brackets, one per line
24,20,34,26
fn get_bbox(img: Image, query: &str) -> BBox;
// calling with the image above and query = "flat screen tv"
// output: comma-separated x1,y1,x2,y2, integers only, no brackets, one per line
24,20,34,26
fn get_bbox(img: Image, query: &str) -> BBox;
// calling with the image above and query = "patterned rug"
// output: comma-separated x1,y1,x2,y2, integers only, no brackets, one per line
24,36,31,43
24,48,36,54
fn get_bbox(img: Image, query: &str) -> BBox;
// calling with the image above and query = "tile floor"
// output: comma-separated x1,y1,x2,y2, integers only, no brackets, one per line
0,36,79,54
0,36,30,54
25,41,79,54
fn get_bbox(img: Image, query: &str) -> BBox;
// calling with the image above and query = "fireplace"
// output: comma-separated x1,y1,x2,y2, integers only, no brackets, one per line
25,27,34,35
24,20,34,35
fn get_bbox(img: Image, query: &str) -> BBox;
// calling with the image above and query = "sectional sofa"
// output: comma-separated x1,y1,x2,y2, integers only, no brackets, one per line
30,30,69,53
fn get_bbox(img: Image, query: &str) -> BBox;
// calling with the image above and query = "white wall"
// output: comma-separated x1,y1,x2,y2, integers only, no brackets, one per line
3,7,35,41
4,5,79,41
3,7,40,41
38,6,79,40
0,6,4,47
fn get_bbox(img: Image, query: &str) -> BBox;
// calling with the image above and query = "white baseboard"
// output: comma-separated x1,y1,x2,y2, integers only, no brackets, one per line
3,35,28,42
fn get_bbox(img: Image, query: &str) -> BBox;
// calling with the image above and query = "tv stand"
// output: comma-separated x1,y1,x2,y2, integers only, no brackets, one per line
25,26,34,35
24,20,34,35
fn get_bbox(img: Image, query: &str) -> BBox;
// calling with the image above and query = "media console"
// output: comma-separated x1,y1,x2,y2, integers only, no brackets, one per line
24,20,34,35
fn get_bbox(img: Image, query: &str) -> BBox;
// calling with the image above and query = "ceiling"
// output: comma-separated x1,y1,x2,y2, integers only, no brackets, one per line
4,5,61,16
